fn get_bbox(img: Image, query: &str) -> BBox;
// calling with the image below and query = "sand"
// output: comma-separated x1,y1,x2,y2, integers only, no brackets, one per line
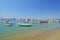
47,30,60,40
1,27,60,40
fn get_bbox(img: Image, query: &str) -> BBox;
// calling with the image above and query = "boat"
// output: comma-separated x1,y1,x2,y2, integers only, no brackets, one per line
59,21,60,23
40,20,48,24
25,18,31,23
48,19,54,24
0,20,5,23
17,23,31,27
4,22,13,26
17,18,31,27
4,20,13,26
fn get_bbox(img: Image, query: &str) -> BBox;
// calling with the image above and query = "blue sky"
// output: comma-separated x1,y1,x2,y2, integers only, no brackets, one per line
0,0,60,19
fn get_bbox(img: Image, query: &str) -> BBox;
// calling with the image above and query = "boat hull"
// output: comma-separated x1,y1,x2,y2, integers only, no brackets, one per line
18,23,31,27
19,25,31,27
4,23,13,26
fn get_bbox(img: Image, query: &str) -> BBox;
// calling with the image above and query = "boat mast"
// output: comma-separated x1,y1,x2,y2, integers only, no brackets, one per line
1,12,3,20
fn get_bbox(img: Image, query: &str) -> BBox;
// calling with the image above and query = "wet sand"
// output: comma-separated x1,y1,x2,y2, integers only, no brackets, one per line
1,27,60,40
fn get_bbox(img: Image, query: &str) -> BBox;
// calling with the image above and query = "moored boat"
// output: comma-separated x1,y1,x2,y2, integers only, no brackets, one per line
40,19,48,24
17,18,32,27
59,21,60,23
48,19,54,24
40,21,48,24
4,20,13,26
4,22,13,26
17,23,31,27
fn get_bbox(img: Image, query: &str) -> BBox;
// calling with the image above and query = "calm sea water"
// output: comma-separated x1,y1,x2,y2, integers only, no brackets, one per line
0,20,60,40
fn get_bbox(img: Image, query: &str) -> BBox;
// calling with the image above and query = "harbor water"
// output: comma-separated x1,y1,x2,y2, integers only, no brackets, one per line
0,20,60,40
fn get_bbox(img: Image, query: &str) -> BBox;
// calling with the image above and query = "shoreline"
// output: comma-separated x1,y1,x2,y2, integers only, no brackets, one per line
0,26,60,40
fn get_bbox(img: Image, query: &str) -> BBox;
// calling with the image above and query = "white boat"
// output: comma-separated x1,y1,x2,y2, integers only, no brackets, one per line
4,20,13,26
17,23,31,27
25,18,31,23
48,19,53,24
17,18,31,27
4,22,13,26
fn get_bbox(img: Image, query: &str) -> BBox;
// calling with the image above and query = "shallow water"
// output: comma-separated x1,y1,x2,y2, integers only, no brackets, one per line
0,22,60,40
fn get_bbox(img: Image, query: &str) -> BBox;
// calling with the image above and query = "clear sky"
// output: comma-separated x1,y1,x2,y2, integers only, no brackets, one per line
0,0,60,19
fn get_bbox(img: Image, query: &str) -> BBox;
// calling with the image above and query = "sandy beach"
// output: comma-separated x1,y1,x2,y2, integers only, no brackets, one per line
1,26,60,40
